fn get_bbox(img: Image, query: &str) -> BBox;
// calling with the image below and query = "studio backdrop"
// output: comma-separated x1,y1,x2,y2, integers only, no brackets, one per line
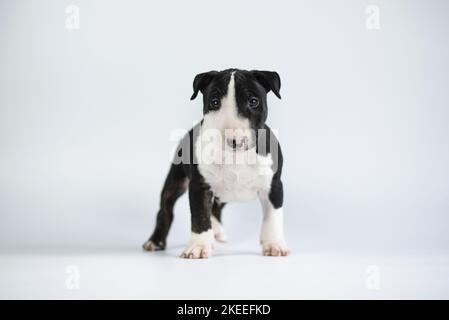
1,0,448,299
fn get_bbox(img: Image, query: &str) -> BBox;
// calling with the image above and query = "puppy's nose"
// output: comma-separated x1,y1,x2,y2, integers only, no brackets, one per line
226,137,248,150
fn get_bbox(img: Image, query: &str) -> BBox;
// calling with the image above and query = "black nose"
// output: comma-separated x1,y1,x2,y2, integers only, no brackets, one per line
226,137,248,150
226,138,238,149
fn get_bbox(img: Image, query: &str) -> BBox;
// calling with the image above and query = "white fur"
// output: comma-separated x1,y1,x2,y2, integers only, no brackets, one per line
211,216,227,242
259,193,290,256
181,229,214,258
198,142,275,202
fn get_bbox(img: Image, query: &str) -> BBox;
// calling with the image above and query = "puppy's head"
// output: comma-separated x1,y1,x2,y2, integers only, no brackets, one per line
190,69,281,150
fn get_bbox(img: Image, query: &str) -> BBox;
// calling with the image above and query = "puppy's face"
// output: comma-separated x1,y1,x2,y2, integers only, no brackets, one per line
191,69,281,150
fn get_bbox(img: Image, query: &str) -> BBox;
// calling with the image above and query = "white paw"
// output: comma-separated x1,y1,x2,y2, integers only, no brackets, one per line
262,241,290,257
180,243,213,259
142,240,164,251
180,230,214,259
211,216,227,243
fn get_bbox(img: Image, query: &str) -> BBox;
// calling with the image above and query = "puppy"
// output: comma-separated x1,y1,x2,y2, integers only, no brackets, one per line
143,69,289,258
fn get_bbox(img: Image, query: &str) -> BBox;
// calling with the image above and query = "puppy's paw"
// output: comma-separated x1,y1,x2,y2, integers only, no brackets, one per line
180,244,213,259
142,240,165,251
214,232,227,243
211,216,227,243
180,230,214,259
262,241,290,257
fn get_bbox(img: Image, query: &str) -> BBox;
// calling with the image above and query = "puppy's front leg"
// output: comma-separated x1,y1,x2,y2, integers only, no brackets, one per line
180,178,215,259
259,191,290,257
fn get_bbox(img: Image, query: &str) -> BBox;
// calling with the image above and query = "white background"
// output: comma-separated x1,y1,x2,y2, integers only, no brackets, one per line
1,0,449,299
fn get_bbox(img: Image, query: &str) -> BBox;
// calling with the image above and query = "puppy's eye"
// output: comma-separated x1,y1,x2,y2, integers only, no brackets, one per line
209,98,220,109
249,97,259,109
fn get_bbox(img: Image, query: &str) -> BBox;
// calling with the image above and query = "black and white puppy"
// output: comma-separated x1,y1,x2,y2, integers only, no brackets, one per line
143,69,289,258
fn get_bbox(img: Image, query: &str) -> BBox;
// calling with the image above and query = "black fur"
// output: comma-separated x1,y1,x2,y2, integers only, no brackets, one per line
144,69,284,250
212,200,226,222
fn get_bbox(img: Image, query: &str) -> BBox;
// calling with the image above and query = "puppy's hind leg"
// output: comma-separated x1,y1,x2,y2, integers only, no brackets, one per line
143,163,188,251
211,200,227,242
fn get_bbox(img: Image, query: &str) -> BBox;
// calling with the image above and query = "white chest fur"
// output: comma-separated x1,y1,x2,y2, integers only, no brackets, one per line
196,138,274,202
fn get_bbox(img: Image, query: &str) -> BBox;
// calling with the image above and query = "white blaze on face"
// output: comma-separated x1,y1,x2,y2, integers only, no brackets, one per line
200,72,253,156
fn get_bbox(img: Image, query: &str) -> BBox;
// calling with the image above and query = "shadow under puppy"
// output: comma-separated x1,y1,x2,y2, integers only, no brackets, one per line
143,69,290,258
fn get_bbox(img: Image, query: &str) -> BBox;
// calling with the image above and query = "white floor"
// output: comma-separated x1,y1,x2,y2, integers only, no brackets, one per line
1,243,449,299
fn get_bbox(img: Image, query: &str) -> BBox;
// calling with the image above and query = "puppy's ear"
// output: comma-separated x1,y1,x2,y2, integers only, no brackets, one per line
190,71,218,100
250,70,281,99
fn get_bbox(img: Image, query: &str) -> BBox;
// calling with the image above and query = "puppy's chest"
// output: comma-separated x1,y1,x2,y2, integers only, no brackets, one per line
198,155,274,202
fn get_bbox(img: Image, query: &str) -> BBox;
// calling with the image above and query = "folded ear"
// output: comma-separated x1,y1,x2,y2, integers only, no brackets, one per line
190,71,219,100
250,70,281,99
